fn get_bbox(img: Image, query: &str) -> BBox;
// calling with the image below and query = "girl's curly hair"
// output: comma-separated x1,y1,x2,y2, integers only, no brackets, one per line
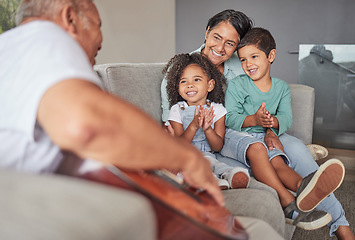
163,53,226,108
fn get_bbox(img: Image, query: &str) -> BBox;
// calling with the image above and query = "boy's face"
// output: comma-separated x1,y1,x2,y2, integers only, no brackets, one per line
178,64,215,106
238,45,276,82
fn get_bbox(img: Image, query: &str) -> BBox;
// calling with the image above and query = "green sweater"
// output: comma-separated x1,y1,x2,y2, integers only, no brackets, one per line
225,74,293,136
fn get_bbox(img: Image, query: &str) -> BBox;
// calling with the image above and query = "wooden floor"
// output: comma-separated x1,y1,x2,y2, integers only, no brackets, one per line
318,148,355,182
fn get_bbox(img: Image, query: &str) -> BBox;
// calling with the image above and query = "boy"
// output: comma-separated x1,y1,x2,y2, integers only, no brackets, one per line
220,28,350,234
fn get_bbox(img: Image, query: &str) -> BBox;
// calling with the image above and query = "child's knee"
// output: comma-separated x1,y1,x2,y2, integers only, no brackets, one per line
248,142,266,153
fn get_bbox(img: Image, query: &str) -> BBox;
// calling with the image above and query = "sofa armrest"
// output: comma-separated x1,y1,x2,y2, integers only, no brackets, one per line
287,84,315,144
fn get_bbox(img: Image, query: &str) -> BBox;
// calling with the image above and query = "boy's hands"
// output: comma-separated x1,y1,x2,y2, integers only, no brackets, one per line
254,102,275,128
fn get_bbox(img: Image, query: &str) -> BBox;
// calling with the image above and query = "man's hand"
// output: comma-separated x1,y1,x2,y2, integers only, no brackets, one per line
163,122,175,136
264,128,284,151
180,150,225,207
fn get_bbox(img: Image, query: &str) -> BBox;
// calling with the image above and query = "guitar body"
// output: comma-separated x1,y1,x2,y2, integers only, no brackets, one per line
79,165,248,240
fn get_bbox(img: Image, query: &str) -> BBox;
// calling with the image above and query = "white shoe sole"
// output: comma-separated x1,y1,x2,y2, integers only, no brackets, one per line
297,159,345,212
285,212,332,230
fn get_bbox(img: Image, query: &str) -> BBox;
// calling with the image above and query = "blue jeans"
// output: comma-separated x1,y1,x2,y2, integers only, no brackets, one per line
203,152,235,177
220,128,289,168
220,129,349,236
279,133,349,236
178,103,247,178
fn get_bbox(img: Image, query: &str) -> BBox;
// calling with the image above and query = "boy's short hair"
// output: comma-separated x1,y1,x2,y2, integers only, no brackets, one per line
237,27,276,57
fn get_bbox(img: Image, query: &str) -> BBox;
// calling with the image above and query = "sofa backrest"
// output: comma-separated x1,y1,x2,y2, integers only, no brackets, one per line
94,63,314,144
95,63,165,122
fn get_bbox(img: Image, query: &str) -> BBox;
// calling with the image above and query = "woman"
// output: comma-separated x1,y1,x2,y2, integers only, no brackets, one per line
161,9,253,123
161,9,354,239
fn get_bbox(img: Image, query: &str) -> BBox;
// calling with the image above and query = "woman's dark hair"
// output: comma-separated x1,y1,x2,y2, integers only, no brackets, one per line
163,53,226,107
237,27,276,57
206,9,254,40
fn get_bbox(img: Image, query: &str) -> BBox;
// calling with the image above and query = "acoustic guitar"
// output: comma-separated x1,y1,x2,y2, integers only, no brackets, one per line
79,165,248,240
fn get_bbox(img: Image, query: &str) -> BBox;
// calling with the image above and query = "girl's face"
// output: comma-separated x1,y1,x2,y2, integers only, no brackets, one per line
238,45,276,83
178,64,215,106
202,21,239,70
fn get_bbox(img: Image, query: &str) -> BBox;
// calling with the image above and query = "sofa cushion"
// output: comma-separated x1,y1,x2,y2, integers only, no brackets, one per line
94,63,165,122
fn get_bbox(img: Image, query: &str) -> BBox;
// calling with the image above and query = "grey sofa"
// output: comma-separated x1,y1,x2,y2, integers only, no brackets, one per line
94,62,317,239
0,63,316,240
0,168,156,240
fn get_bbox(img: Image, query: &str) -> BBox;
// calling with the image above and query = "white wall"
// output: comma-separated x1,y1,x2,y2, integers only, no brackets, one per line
95,0,175,64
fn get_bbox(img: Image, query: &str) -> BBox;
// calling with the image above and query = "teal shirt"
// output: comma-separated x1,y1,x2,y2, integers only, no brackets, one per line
225,74,293,136
161,44,244,122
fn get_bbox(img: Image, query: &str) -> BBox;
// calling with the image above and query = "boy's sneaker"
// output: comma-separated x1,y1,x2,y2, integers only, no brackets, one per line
223,167,250,189
296,159,345,212
284,201,331,230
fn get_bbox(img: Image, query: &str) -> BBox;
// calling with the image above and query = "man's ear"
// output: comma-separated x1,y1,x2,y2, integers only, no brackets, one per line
60,6,77,34
208,79,215,92
268,49,276,63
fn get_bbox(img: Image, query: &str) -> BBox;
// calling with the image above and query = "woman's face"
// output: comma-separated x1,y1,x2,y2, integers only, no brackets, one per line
202,21,239,69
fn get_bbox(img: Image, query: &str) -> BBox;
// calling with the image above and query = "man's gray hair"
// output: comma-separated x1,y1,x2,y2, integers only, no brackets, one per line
15,0,93,26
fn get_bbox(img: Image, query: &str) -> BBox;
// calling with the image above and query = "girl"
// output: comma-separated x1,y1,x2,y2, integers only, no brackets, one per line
164,53,250,189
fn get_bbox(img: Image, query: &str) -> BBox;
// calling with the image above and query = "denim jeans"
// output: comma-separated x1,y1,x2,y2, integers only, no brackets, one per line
220,128,289,168
220,129,349,236
179,104,248,177
279,133,349,236
218,129,349,236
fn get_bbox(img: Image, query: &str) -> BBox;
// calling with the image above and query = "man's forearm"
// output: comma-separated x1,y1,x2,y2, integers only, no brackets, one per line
38,79,225,206
38,80,194,171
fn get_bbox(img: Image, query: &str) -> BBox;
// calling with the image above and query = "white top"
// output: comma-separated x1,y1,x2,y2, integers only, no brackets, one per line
0,21,101,173
168,101,227,124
